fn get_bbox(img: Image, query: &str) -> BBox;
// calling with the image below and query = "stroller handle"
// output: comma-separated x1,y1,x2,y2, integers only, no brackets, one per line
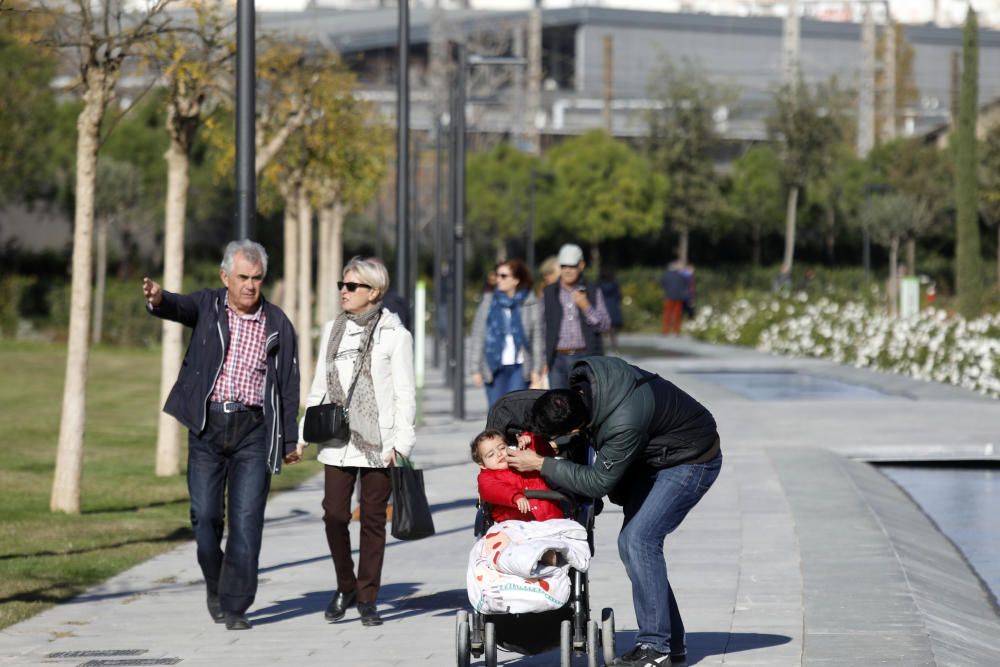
523,490,572,503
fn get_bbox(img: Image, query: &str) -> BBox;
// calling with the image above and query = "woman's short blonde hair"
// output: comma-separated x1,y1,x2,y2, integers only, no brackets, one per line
344,256,390,301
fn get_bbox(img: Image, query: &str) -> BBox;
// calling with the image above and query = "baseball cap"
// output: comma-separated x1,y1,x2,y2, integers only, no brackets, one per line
557,243,584,266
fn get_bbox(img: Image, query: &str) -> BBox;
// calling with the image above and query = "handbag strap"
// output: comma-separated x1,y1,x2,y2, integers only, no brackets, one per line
318,310,382,409
343,310,381,411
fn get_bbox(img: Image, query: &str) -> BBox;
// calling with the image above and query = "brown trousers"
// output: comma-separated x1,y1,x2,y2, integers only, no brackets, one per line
322,465,391,604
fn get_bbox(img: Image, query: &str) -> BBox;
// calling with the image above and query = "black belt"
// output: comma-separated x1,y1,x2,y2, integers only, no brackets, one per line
209,401,262,414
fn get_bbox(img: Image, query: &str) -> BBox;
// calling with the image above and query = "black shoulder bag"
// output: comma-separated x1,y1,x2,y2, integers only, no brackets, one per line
302,313,380,444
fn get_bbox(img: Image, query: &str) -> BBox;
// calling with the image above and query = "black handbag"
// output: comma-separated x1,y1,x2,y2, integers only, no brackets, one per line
302,313,380,444
390,455,435,541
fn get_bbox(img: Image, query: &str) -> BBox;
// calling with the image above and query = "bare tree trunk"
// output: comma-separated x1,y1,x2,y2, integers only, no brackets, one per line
282,183,300,321
91,215,108,344
52,77,110,514
676,227,690,267
997,224,1000,288
781,185,799,274
887,236,900,316
155,138,190,477
317,202,332,324
589,243,602,281
330,202,345,319
297,187,313,409
905,238,916,275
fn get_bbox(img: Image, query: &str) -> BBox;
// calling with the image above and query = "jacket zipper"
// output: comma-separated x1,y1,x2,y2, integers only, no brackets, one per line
201,301,227,433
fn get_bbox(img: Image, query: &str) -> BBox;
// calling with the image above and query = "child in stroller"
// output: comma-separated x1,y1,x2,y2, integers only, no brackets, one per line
456,393,616,667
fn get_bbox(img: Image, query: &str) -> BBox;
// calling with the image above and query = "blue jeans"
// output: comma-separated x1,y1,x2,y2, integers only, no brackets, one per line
485,363,527,409
548,352,591,390
617,453,722,654
187,409,271,615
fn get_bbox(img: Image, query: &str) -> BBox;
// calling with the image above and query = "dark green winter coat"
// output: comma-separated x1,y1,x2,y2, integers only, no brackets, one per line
540,356,719,501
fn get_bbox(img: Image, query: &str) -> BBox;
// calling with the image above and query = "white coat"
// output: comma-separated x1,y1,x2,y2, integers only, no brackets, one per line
299,308,416,467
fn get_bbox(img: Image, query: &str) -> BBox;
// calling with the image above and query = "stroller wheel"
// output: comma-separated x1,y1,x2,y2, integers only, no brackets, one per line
484,621,497,667
586,619,599,667
601,607,616,666
455,610,470,667
560,619,572,667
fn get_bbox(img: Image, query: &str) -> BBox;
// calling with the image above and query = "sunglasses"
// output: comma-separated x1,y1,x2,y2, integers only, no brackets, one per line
338,281,372,292
560,264,579,269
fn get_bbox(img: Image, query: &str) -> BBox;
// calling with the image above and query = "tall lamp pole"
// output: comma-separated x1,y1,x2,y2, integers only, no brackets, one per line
449,42,467,420
395,0,410,303
235,0,255,240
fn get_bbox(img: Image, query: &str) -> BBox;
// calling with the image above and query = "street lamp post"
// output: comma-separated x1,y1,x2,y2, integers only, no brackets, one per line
395,0,410,304
449,42,467,420
235,0,255,240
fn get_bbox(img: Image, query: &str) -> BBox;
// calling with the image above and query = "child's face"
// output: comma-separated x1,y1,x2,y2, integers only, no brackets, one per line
477,437,509,471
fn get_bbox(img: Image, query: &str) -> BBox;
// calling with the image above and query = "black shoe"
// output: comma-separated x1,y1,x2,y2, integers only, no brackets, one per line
612,644,671,666
224,612,252,630
358,601,383,626
206,592,224,623
325,591,356,622
669,653,687,665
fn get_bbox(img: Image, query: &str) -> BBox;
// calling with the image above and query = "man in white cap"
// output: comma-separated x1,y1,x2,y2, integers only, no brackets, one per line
541,243,611,389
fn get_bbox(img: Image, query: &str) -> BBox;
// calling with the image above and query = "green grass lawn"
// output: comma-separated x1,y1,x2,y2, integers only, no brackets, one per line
0,340,319,629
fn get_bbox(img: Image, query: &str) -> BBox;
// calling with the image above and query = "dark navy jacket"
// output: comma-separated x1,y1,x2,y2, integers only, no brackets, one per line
148,288,299,473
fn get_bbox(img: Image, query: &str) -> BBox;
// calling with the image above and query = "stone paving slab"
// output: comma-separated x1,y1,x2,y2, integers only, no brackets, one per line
2,334,999,666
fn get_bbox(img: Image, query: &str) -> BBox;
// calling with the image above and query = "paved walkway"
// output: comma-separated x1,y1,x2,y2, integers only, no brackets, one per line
2,335,999,666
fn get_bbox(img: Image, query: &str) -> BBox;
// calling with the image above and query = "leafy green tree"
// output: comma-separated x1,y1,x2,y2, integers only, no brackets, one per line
0,7,59,203
727,146,785,266
38,0,176,514
466,142,542,262
955,8,983,318
644,57,736,265
859,193,932,315
979,124,1000,288
542,130,666,277
805,144,869,264
867,137,953,272
766,77,852,280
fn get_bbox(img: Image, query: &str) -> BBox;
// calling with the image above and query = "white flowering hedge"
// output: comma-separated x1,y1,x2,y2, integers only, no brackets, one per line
685,292,1000,398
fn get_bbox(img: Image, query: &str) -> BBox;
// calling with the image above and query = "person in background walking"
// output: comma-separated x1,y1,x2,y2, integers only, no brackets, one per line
661,260,689,336
597,269,624,353
469,259,545,408
542,243,611,389
142,240,300,631
294,256,416,628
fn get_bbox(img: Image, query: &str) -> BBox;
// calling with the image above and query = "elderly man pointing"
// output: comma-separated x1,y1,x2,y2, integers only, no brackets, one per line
142,239,299,630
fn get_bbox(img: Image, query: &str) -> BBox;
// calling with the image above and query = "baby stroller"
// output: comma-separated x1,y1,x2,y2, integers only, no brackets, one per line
455,391,616,667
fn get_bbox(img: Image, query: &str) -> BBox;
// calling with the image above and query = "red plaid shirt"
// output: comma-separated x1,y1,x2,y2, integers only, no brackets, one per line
209,298,268,406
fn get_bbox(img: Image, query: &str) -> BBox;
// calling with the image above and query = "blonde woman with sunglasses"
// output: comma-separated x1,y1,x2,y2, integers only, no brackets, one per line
295,256,416,627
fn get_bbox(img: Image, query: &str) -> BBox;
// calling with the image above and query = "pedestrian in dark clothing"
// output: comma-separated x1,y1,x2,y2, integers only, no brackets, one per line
542,243,611,389
597,270,624,352
508,356,722,667
660,261,689,335
142,240,300,631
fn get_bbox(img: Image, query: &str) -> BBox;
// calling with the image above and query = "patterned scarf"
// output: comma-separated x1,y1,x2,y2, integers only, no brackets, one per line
484,289,529,374
325,306,384,467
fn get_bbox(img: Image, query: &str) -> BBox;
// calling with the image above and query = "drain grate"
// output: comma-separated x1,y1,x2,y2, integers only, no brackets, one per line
48,651,147,658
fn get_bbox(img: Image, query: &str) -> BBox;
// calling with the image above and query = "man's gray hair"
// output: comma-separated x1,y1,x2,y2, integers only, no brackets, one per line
221,240,269,278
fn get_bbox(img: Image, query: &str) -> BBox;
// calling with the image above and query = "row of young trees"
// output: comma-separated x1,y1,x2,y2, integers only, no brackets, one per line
465,11,996,316
2,1,390,512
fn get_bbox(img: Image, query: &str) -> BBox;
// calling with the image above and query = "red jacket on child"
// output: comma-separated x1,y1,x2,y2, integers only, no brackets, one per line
477,433,563,522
